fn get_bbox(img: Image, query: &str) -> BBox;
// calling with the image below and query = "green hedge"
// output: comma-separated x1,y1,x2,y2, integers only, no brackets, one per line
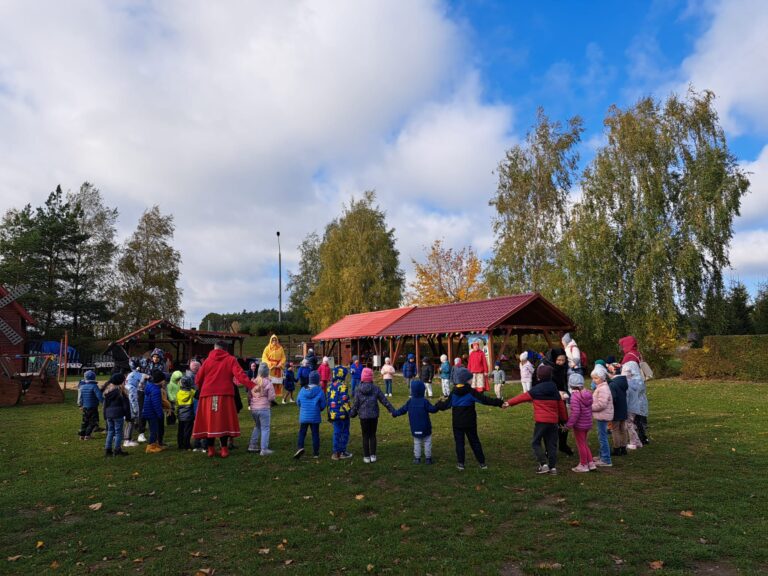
681,334,768,381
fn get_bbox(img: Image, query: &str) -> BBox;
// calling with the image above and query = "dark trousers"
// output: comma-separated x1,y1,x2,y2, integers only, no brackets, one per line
177,419,194,449
453,425,485,465
148,417,161,444
79,407,99,436
297,423,320,455
635,414,649,445
558,428,574,455
359,418,379,457
166,402,176,426
532,422,559,468
158,418,165,445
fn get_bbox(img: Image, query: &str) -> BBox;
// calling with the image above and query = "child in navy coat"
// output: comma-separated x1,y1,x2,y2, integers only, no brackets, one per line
392,380,439,464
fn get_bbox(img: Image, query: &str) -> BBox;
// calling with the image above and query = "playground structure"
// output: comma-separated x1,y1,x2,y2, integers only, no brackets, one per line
0,284,65,407
0,353,64,407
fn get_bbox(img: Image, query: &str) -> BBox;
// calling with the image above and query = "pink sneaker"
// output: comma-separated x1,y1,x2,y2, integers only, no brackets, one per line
571,464,590,473
588,461,597,471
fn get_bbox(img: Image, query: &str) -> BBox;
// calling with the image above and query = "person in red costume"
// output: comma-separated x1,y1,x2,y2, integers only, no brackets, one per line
192,340,255,458
468,340,488,392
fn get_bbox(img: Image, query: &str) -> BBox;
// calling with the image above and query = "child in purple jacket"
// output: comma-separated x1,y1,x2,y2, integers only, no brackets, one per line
565,373,594,473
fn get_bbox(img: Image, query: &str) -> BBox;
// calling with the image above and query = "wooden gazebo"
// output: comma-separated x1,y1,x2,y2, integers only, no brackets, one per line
313,293,575,370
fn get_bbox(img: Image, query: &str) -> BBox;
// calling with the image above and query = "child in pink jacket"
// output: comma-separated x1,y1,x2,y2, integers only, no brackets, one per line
590,364,614,467
565,373,594,473
247,363,276,455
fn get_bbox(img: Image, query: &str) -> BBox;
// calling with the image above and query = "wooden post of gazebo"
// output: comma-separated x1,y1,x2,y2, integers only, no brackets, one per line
414,334,421,368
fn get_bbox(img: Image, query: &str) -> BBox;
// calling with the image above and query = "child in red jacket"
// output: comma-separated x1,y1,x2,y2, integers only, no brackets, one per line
504,364,568,475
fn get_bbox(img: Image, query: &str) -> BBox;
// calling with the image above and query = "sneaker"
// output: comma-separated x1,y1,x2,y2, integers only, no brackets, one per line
425,457,433,465
340,452,353,459
247,446,259,453
281,399,286,404
363,457,371,464
627,444,638,450
82,435,91,440
312,454,320,459
370,455,377,463
113,450,129,457
123,440,139,448
105,449,113,457
593,458,612,467
413,457,421,464
588,462,597,471
536,464,550,474
137,433,147,443
331,453,340,461
146,443,163,454
456,463,465,471
260,449,274,456
549,467,558,475
571,464,590,473
480,463,488,470
289,399,295,403
293,448,305,459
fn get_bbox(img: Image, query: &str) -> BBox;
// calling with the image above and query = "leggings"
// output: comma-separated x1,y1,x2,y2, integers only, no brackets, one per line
572,428,594,466
359,418,379,457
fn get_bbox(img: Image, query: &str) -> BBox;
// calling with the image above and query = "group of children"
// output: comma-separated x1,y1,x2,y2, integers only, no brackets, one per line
78,334,650,475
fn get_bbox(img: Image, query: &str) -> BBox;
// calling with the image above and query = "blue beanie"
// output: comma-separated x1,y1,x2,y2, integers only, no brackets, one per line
309,370,320,386
455,367,472,384
84,370,96,381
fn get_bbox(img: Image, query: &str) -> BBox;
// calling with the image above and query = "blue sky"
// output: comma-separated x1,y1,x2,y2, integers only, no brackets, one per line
0,1,766,326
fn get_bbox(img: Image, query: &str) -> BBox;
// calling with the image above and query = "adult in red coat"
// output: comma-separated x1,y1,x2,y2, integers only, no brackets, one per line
192,341,255,458
467,340,489,392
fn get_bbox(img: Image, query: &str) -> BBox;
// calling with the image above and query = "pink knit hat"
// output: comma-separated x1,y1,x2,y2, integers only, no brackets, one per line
361,367,374,382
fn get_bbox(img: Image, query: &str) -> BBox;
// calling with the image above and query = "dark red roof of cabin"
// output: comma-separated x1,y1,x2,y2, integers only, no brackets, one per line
116,319,249,345
377,293,575,336
313,307,415,341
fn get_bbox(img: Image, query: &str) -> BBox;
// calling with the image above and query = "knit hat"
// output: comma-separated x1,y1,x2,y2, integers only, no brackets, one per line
454,367,473,384
258,362,270,378
494,362,500,368
594,359,606,366
519,351,528,362
422,357,429,363
308,370,320,386
384,357,391,364
189,360,201,372
84,370,96,381
322,356,329,364
440,354,447,362
361,367,374,382
333,365,348,381
453,357,461,365
109,372,125,385
561,333,573,346
591,364,608,381
180,376,193,390
536,364,553,381
352,355,359,362
568,373,585,389
151,369,166,384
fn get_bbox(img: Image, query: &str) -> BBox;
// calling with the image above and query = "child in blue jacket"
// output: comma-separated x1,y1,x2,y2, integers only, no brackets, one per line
294,371,327,459
78,370,104,440
142,370,168,453
327,365,353,460
392,380,439,464
349,356,363,397
402,353,417,389
282,362,296,403
296,359,311,389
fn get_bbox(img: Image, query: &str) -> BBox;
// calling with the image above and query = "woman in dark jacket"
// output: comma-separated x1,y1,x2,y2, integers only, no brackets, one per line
545,348,574,456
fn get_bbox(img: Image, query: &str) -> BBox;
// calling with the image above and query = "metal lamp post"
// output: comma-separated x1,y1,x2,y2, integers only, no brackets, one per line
277,231,282,323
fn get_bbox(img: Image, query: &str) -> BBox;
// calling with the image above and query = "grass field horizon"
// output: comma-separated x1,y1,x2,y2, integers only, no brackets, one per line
1,378,766,575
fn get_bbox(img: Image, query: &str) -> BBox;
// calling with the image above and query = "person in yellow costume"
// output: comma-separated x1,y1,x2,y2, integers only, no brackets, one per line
261,335,286,382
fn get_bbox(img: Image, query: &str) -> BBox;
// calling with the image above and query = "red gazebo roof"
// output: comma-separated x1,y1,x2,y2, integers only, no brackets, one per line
313,307,415,341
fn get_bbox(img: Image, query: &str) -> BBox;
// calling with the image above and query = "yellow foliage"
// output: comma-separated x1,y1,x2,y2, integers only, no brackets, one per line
407,240,488,306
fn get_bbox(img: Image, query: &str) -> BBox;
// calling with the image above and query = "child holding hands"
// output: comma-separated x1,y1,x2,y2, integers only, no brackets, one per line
392,380,439,464
349,367,394,463
565,373,594,472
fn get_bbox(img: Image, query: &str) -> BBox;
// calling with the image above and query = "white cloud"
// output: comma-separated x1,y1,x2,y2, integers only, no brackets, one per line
679,0,768,134
736,145,768,230
729,229,768,276
0,1,516,326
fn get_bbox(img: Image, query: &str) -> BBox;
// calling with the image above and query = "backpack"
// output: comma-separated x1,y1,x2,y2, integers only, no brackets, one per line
639,360,654,381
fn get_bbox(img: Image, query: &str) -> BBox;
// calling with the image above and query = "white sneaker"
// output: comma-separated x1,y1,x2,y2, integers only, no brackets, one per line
536,464,550,474
281,399,286,404
289,399,295,403
370,455,377,462
363,457,371,464
123,440,138,447
571,464,590,473
137,433,147,443
260,449,274,456
627,444,638,450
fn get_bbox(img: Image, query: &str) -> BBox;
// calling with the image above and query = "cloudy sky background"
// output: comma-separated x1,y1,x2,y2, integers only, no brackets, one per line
1,0,766,327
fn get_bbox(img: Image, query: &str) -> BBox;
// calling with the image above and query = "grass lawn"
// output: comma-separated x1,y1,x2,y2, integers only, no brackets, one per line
1,378,766,575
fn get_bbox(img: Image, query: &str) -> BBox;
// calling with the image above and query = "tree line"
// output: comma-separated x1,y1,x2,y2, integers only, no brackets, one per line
0,184,183,352
289,88,754,364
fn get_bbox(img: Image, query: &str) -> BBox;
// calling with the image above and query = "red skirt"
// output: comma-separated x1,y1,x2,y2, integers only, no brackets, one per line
192,395,241,438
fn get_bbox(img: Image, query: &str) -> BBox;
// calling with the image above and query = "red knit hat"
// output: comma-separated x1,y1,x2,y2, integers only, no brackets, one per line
361,367,374,382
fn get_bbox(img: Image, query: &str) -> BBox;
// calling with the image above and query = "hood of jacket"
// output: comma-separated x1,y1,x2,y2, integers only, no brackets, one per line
303,384,323,399
205,348,230,364
357,381,378,396
407,353,415,361
619,336,638,356
452,382,473,396
410,380,425,398
170,370,183,386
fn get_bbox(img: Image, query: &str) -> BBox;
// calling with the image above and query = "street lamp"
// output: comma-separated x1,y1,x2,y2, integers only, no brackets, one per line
277,231,282,323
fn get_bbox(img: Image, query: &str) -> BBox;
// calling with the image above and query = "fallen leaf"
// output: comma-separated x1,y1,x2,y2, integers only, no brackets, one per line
537,562,562,570
154,545,165,551
19,470,28,475
649,560,665,570
400,524,410,531
131,472,140,478
195,569,215,576
680,510,694,518
475,484,483,491
355,494,365,501
569,520,580,527
610,555,624,565
88,503,103,511
120,550,128,558
36,541,45,550
190,551,206,558
699,538,708,544
284,559,294,565
277,543,285,551
133,558,144,564
7,555,24,561
302,496,312,500
556,498,566,503
50,560,60,569
366,564,374,572
258,548,270,555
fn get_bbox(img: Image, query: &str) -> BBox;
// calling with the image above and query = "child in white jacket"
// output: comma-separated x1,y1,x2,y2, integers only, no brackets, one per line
519,352,534,393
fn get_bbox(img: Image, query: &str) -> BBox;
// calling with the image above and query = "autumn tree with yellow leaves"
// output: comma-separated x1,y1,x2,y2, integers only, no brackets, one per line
407,240,488,306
